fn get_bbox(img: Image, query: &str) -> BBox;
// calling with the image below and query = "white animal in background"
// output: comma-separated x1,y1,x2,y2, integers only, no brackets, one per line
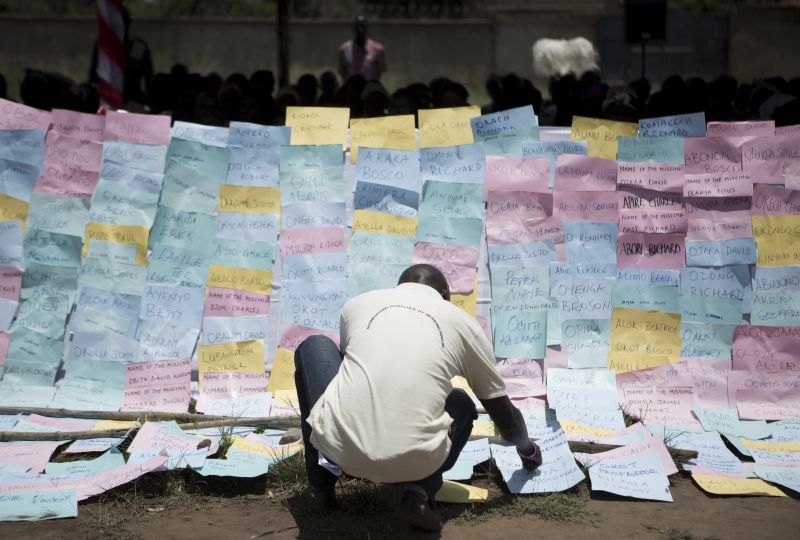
532,37,600,79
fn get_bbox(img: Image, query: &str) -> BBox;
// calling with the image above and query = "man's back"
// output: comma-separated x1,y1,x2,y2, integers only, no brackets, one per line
308,282,504,482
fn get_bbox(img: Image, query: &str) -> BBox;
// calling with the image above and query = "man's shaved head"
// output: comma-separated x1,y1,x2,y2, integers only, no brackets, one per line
398,264,450,301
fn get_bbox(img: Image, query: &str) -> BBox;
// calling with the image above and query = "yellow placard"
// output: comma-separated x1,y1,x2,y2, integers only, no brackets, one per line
198,340,265,388
607,307,681,373
451,275,478,317
571,116,638,160
218,185,280,214
559,419,617,438
741,438,800,453
0,194,28,230
436,480,488,503
286,106,350,148
272,389,300,408
83,222,149,266
92,420,136,431
752,215,800,266
472,418,496,437
349,114,416,163
207,264,272,295
231,435,304,459
418,106,480,148
451,375,477,398
267,347,296,392
691,474,787,497
352,209,417,236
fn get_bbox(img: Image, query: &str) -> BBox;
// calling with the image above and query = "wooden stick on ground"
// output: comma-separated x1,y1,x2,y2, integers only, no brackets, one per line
0,407,233,422
0,415,300,442
0,412,698,460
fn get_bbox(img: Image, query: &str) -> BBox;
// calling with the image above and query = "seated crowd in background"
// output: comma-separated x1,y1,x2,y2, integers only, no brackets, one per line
1,65,799,128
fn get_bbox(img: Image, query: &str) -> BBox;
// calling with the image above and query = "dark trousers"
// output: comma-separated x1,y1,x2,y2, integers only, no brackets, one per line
294,335,477,501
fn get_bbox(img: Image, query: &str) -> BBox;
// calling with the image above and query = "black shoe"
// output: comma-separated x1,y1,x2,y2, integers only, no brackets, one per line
310,488,338,513
396,489,443,532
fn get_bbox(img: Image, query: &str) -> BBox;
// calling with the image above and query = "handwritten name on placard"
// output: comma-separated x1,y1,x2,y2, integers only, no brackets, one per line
0,97,52,130
570,116,638,160
349,115,416,163
617,162,685,193
684,172,753,197
418,106,481,148
207,265,273,295
707,121,775,137
608,307,681,372
752,215,800,266
286,106,350,147
103,110,171,145
83,222,148,266
218,185,280,214
553,154,617,191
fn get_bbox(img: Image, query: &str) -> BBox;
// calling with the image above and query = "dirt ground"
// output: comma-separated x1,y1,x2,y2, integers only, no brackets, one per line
1,473,798,540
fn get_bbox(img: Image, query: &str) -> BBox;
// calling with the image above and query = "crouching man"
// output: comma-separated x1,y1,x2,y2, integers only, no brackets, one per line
294,264,542,532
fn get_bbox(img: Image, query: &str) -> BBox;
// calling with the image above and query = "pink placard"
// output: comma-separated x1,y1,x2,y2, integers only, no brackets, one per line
617,162,685,193
486,190,552,222
103,110,171,145
279,226,346,257
201,371,270,398
751,184,800,216
204,287,270,317
742,134,800,184
44,131,103,172
0,331,8,366
684,136,743,175
729,371,800,420
707,121,775,138
732,325,800,373
125,358,192,388
496,358,546,398
34,162,98,198
20,414,95,432
553,191,619,222
617,187,686,234
553,154,617,191
122,383,191,413
127,420,200,453
685,196,751,217
687,211,752,240
484,156,550,197
279,324,339,350
686,358,731,408
583,434,678,476
0,441,61,472
684,172,753,198
777,124,800,135
616,232,685,269
0,97,52,130
544,345,568,371
412,241,479,293
51,108,105,141
486,214,563,246
0,267,22,301
72,455,168,501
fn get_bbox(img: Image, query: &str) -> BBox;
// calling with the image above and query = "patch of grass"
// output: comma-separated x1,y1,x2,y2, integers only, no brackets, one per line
643,524,721,540
264,450,307,500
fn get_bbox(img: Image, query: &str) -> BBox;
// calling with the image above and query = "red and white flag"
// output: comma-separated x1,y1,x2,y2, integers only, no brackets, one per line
96,0,126,109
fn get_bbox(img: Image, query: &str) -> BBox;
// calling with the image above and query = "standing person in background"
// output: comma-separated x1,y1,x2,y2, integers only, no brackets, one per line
294,264,542,532
338,15,386,82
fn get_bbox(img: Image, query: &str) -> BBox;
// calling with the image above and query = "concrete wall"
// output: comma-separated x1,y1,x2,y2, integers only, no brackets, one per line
729,7,800,82
0,9,798,103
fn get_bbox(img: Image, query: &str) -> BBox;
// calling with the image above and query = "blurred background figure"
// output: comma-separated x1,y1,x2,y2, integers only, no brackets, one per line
338,15,386,82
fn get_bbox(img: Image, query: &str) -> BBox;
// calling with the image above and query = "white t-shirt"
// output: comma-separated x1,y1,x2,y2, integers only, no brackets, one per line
307,282,506,483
